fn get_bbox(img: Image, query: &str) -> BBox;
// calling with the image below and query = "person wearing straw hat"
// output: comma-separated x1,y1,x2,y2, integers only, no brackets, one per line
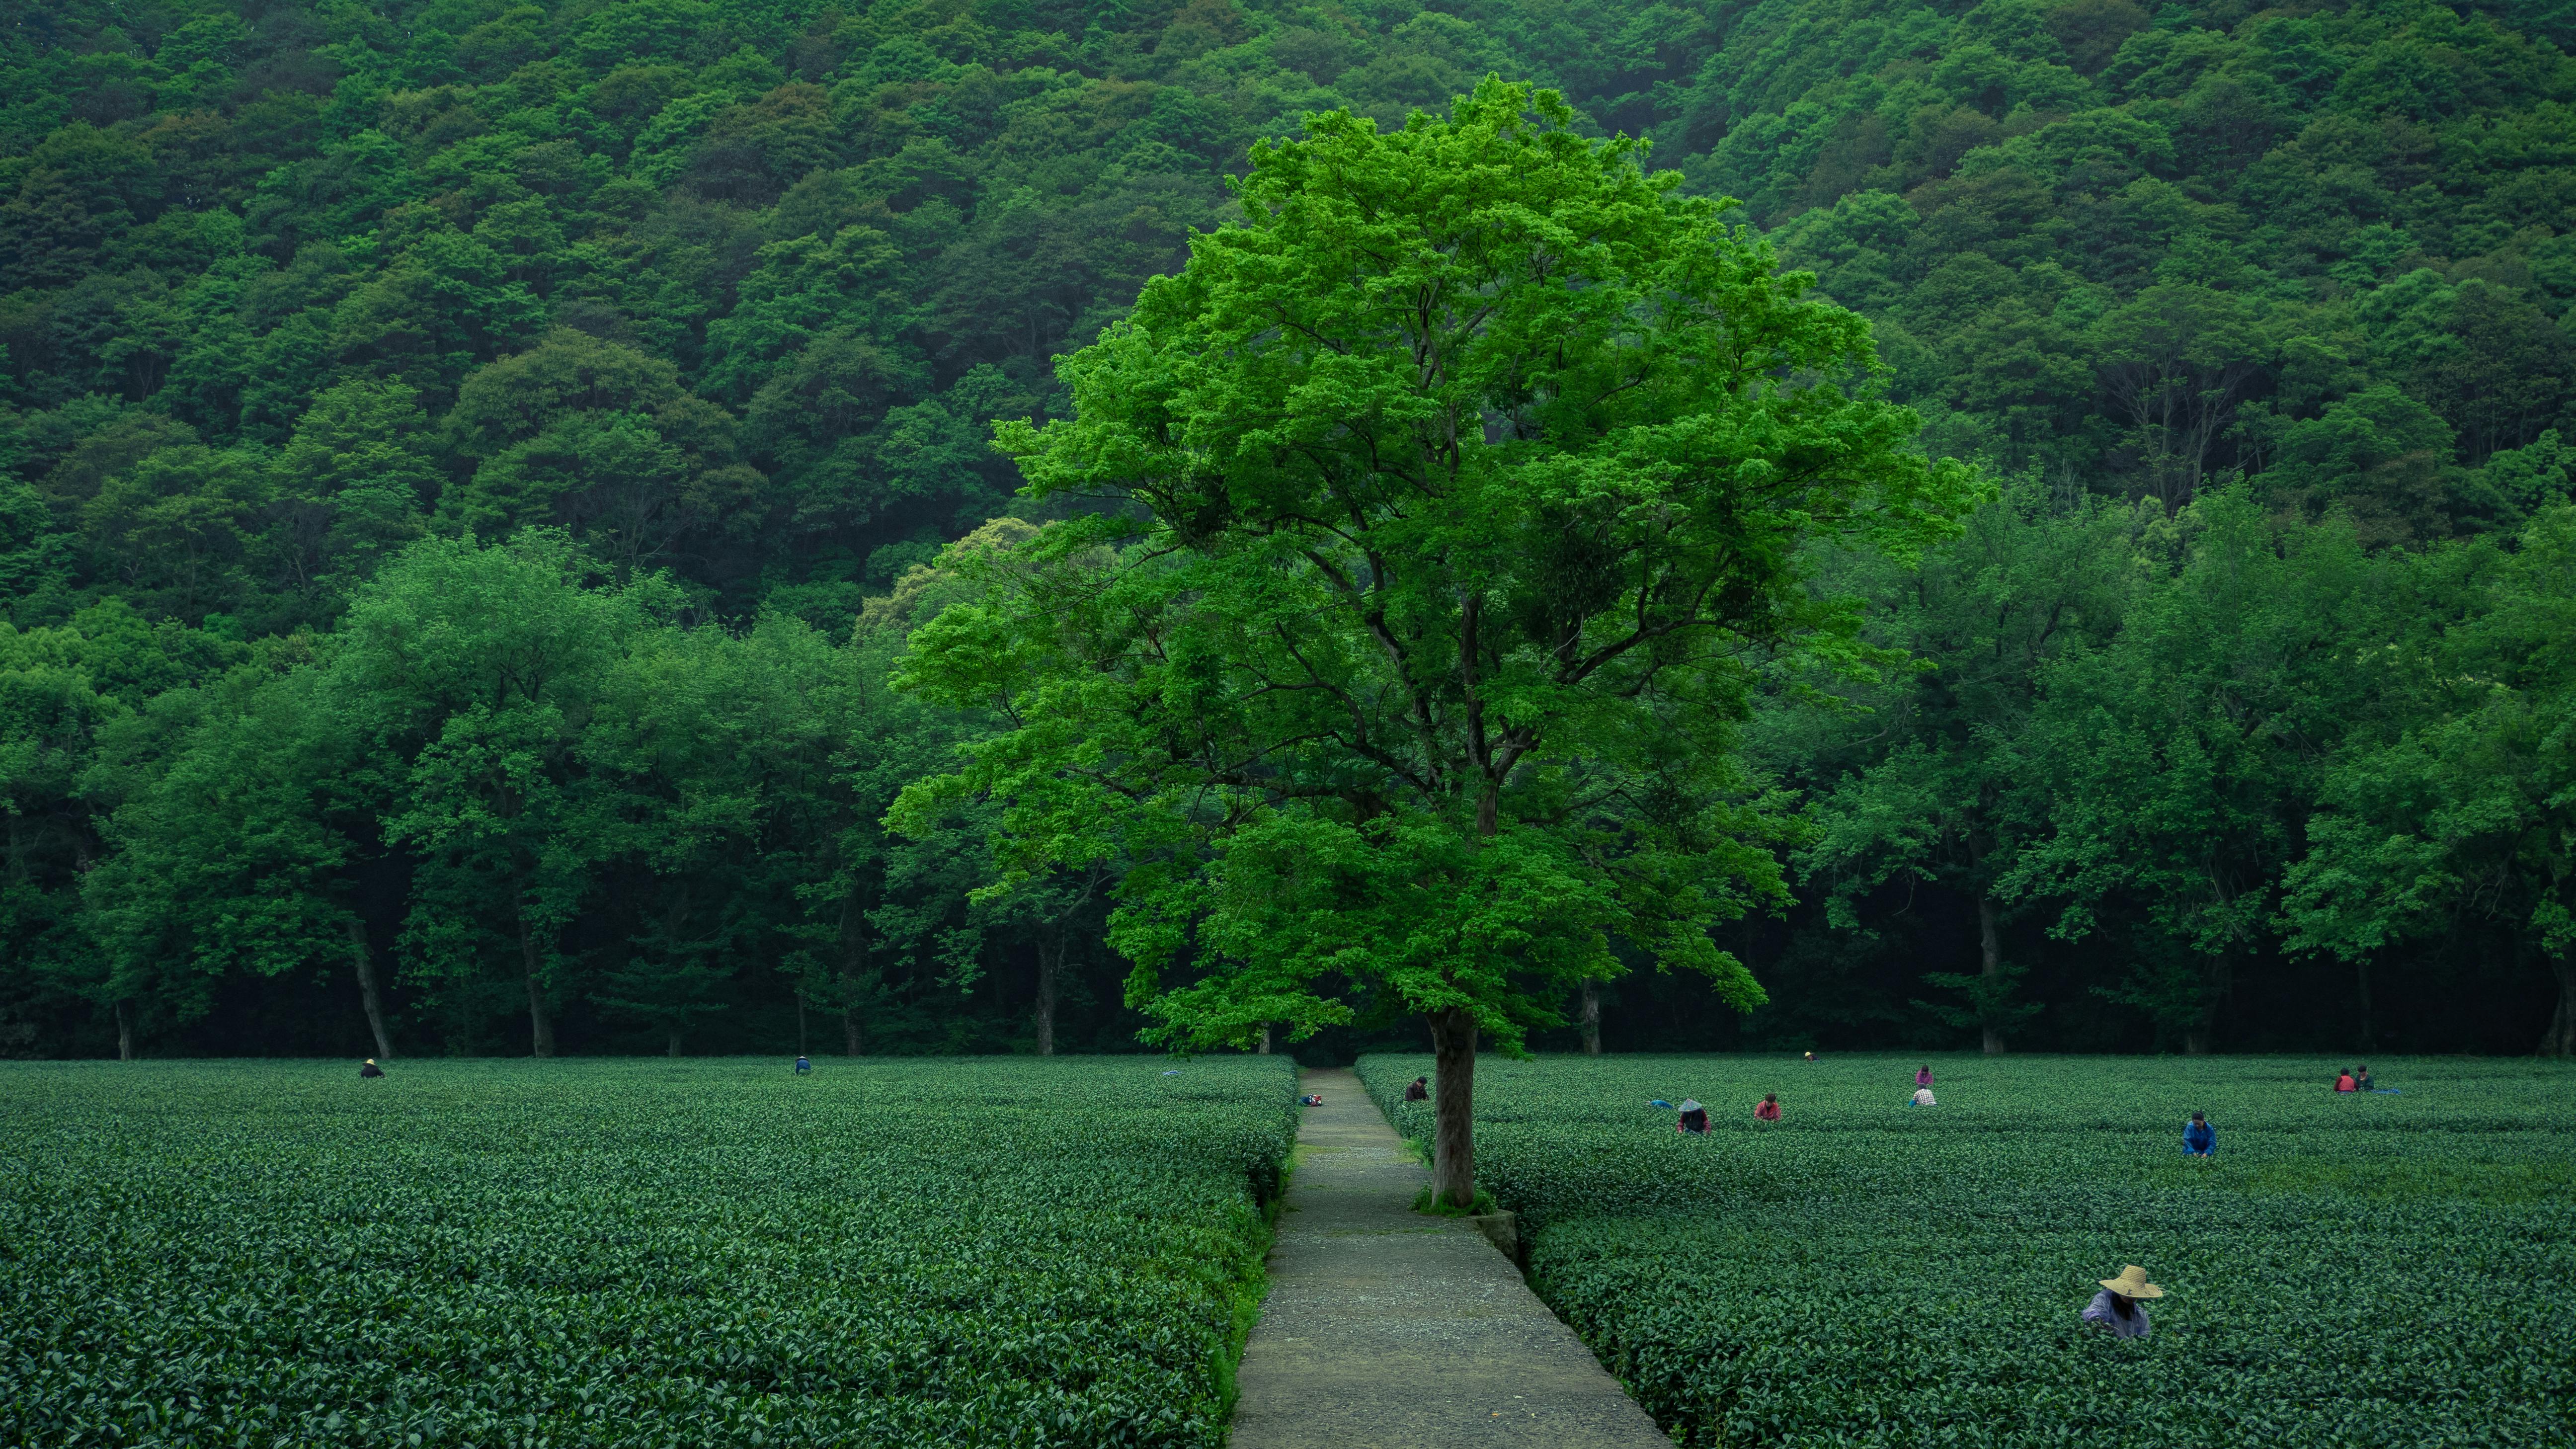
1675,1099,1710,1134
2082,1265,2164,1338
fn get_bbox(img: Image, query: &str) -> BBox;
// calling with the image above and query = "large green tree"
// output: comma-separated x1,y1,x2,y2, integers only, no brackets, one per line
893,80,1975,1206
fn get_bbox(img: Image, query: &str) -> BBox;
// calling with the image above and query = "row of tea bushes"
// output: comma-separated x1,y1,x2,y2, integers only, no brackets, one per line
0,1057,1298,1447
1356,1052,2576,1448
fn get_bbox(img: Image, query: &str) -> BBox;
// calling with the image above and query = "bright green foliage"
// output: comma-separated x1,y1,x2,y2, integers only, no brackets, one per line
1357,1052,2576,1448
0,1056,1297,1447
893,81,1979,1070
2282,504,2576,1052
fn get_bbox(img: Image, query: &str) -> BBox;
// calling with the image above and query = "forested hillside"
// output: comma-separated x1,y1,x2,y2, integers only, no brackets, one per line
2,0,2571,1059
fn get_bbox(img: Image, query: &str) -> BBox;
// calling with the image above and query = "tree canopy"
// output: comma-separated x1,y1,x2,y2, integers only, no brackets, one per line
890,79,1978,1201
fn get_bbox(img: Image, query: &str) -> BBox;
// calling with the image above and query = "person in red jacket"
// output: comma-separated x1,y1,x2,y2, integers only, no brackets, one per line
1754,1094,1781,1122
2335,1069,2357,1092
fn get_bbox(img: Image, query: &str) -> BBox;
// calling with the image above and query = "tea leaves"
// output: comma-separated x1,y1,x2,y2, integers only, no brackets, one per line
0,1058,1297,1448
1358,1053,2576,1449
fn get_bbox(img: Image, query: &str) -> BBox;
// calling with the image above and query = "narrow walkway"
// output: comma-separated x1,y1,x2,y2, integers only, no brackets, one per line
1229,1068,1672,1449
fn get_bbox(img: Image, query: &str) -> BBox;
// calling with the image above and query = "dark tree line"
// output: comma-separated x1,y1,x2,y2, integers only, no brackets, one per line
1,0,2571,1058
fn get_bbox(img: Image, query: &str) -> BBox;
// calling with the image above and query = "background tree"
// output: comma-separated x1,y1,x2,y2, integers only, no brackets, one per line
2004,491,2380,1052
335,530,670,1056
1783,479,2142,1051
2282,505,2576,1053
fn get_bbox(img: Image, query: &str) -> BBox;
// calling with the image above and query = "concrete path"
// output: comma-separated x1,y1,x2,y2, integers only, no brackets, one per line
1228,1068,1673,1449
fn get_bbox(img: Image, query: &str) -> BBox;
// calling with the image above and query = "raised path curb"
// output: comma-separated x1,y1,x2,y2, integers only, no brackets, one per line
1228,1068,1673,1448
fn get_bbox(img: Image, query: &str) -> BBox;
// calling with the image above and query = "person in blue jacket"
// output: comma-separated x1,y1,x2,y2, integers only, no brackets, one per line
794,1055,812,1075
2182,1111,2215,1158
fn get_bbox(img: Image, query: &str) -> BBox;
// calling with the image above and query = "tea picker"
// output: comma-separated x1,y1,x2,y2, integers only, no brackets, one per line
2082,1265,2164,1339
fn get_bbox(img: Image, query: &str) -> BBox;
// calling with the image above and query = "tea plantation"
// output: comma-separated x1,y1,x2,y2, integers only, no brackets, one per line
1358,1053,2576,1449
0,1057,1298,1448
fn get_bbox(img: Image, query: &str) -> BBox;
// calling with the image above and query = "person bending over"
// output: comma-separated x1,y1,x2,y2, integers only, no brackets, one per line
1909,1086,1936,1108
1404,1076,1429,1102
358,1059,383,1079
2335,1068,2357,1093
1676,1099,1710,1134
2182,1112,2215,1158
2082,1265,2164,1339
1754,1094,1781,1122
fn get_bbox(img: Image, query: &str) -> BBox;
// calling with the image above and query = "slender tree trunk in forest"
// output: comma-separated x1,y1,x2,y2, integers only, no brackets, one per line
839,895,867,1056
114,1001,133,1061
2543,958,2576,1057
348,917,394,1059
1977,897,2006,1055
1257,1023,1273,1054
2356,957,2375,1053
666,1027,681,1058
1428,1006,1477,1209
1034,939,1059,1056
2182,946,2232,1055
1580,979,1602,1056
798,997,808,1057
517,914,554,1058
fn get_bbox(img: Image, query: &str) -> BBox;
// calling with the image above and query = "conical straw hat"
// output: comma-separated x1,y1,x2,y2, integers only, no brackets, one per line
2097,1265,2164,1298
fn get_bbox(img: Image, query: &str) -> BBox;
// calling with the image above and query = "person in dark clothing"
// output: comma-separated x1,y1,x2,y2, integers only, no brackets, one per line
2355,1065,2373,1091
358,1059,383,1078
1404,1076,1429,1102
1676,1099,1710,1134
794,1055,811,1075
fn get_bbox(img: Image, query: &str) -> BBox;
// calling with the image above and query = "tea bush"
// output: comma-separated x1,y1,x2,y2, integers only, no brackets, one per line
0,1057,1297,1448
1358,1053,2576,1448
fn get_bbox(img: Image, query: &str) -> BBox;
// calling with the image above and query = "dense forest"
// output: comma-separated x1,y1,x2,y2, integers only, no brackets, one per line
1,0,2570,1060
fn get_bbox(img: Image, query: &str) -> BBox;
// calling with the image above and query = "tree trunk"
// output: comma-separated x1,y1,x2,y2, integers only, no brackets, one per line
2182,947,2231,1055
348,917,394,1060
2543,958,2576,1057
114,1001,133,1061
798,997,808,1057
666,1027,682,1058
1428,1007,1477,1209
1977,897,2006,1056
517,914,555,1058
1034,939,1059,1057
843,1003,863,1056
1580,979,1602,1056
1257,1023,1273,1054
2356,956,2376,1053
